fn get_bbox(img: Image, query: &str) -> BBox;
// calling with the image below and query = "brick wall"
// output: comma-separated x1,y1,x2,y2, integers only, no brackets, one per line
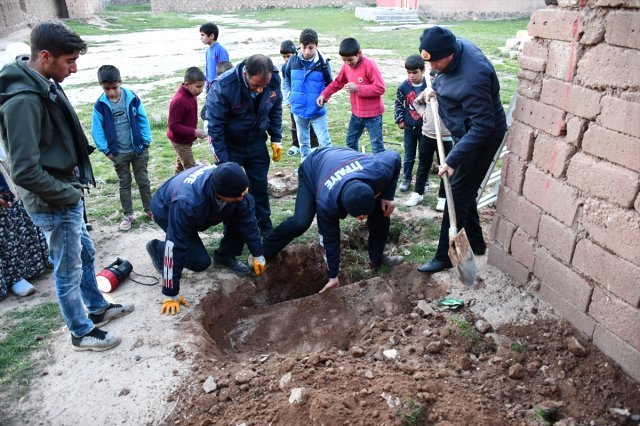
490,1,640,381
151,0,373,13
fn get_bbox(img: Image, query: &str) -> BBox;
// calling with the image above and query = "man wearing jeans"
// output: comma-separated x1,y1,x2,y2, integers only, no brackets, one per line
0,21,134,351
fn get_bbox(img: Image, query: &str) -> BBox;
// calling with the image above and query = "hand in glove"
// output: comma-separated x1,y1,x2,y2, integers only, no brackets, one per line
271,142,283,162
161,294,190,315
248,254,266,276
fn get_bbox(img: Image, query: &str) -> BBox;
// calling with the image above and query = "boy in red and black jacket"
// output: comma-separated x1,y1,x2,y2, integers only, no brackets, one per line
167,67,207,174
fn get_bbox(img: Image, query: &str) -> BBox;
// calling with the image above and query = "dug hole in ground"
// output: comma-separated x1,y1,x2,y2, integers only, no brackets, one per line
2,203,639,425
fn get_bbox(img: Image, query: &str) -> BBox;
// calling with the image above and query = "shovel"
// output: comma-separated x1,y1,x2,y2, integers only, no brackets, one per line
429,98,477,286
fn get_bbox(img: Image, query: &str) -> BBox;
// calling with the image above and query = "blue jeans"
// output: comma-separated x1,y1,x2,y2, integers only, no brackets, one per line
402,126,422,184
29,200,109,338
345,114,385,154
293,114,332,162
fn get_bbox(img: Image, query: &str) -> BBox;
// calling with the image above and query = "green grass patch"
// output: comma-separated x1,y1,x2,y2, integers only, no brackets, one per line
399,400,425,426
0,303,63,400
448,315,480,343
510,340,528,353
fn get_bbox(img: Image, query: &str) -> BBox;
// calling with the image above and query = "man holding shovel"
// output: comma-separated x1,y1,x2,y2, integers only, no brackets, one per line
416,26,506,276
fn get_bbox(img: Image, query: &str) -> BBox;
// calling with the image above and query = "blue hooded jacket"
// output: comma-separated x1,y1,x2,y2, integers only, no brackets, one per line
92,87,152,156
206,61,283,163
300,147,400,278
285,50,332,119
433,38,507,169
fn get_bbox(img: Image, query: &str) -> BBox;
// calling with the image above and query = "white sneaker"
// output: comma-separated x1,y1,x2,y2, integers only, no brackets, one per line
436,197,446,212
405,192,423,207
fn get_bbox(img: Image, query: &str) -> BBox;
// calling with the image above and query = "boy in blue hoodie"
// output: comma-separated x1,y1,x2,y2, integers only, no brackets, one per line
92,65,153,231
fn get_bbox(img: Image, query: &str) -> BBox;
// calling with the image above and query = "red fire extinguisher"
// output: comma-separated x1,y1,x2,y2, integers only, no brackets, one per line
97,258,133,293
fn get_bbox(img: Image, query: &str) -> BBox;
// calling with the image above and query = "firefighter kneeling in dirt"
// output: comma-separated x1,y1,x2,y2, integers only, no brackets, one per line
263,147,404,293
146,163,266,315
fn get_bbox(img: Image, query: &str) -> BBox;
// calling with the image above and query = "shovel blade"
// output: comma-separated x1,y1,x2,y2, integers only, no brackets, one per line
447,228,477,286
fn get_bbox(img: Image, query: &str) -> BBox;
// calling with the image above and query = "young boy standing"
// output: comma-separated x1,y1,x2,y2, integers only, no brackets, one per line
167,67,207,174
280,39,318,157
394,54,427,194
317,37,386,153
200,22,230,92
284,29,333,162
92,65,153,231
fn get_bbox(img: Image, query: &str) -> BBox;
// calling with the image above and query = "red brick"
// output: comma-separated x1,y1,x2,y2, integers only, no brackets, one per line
593,324,640,382
599,96,640,138
528,9,582,41
538,283,596,338
501,153,527,193
583,199,640,264
538,214,576,263
517,78,542,100
532,132,576,177
522,166,579,226
518,54,547,73
510,228,536,270
590,286,640,350
574,239,640,307
582,124,640,172
534,248,593,312
577,44,640,90
540,79,602,119
487,244,530,284
491,215,517,251
506,121,535,161
495,186,542,237
565,116,587,147
513,96,566,136
567,153,639,207
606,11,640,50
547,40,583,82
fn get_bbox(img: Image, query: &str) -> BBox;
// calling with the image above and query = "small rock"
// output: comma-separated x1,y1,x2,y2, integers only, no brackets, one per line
416,300,435,317
474,320,492,334
289,387,308,405
426,341,443,354
383,349,398,360
365,370,375,379
203,376,217,394
565,337,588,357
118,388,130,396
538,400,563,418
279,372,292,390
458,355,472,371
134,355,141,362
381,392,401,408
388,336,398,346
508,363,526,379
350,346,365,358
234,369,257,384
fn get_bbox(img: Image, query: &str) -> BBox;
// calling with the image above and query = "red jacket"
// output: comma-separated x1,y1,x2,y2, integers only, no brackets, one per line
167,85,198,145
321,56,385,118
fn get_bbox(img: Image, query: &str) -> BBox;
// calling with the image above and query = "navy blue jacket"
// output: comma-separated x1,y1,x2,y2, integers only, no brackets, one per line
394,78,426,128
301,147,400,278
434,38,507,168
285,50,332,119
206,61,283,163
152,165,263,292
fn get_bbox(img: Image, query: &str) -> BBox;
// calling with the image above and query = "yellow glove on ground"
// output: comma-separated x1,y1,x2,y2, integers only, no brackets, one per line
271,143,283,162
248,254,266,276
161,295,190,315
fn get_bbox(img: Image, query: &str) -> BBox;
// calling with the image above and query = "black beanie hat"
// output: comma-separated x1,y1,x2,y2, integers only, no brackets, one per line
419,26,456,62
212,163,249,198
280,40,297,55
341,180,375,217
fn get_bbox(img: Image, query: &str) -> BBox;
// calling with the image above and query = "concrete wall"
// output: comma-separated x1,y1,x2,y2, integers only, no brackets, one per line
151,0,373,13
0,0,104,36
490,1,640,381
420,0,541,20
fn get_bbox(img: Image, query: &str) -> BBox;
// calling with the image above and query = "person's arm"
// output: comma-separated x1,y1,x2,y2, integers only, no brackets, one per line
168,98,198,141
206,81,230,163
394,85,405,126
91,104,110,156
267,76,283,143
316,210,342,279
319,65,347,102
3,98,81,206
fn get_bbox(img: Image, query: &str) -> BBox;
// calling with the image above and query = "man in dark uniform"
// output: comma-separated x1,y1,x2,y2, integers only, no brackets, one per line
145,163,266,315
263,147,404,293
416,26,507,273
206,54,283,237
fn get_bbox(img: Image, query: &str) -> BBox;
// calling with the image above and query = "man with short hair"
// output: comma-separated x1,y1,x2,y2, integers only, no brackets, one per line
416,26,507,273
207,54,283,237
0,21,134,351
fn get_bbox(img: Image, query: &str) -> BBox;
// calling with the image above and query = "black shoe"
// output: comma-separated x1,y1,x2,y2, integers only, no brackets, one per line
146,239,163,273
213,254,250,276
472,244,487,256
85,223,93,231
417,259,453,273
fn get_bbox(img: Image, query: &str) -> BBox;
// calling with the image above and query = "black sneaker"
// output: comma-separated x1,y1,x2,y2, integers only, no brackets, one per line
71,327,120,352
89,302,135,327
213,254,250,276
146,239,163,273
